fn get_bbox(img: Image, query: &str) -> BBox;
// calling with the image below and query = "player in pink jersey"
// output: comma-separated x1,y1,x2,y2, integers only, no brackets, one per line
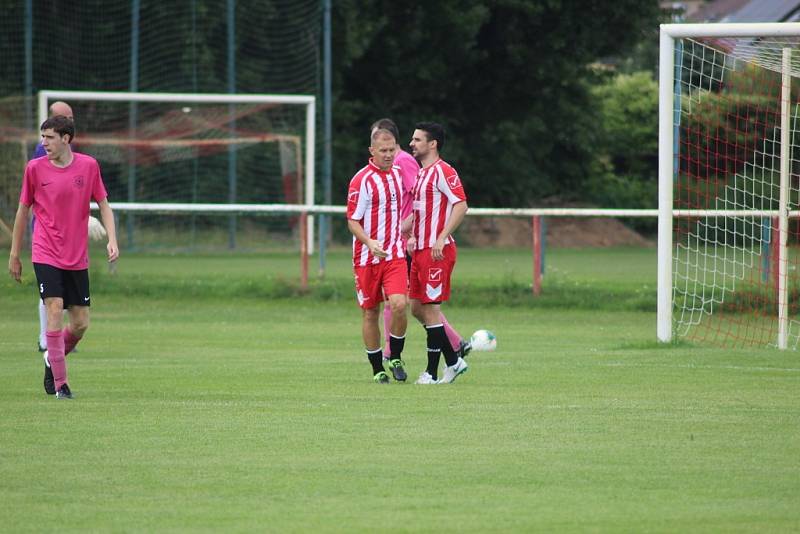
347,128,409,383
8,115,119,399
371,118,471,363
406,122,469,384
29,101,95,353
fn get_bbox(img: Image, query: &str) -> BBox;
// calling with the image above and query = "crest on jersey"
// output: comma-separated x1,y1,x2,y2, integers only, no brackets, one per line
447,174,461,189
428,268,442,282
348,189,359,203
73,175,85,188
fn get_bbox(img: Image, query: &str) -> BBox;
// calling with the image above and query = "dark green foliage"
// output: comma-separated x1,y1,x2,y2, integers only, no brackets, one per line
0,0,660,212
331,0,661,207
587,71,659,232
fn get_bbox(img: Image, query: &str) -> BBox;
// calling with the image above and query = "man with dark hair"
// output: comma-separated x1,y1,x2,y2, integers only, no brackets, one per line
8,115,119,399
370,118,471,367
30,102,106,353
407,122,469,384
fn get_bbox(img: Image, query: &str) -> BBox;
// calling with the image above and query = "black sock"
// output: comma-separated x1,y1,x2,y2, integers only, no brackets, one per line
427,324,457,367
367,349,385,375
441,336,457,366
389,334,405,360
425,325,444,379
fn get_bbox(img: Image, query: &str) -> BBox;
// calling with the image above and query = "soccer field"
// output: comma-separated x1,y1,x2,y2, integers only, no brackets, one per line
1,247,799,532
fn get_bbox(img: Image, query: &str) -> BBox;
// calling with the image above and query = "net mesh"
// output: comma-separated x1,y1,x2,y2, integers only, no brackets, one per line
673,35,800,347
0,0,320,252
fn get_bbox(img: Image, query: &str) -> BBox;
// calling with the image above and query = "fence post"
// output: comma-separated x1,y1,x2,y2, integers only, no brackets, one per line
532,215,542,296
300,210,309,291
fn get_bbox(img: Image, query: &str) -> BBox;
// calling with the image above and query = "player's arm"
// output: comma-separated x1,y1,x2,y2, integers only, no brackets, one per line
347,219,388,258
401,213,414,238
97,198,119,263
8,203,31,282
431,201,468,260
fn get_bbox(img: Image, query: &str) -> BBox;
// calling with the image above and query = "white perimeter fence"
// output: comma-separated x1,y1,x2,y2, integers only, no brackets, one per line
87,203,676,293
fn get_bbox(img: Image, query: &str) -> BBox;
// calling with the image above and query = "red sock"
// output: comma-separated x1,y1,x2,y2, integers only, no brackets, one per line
63,327,81,356
46,330,67,390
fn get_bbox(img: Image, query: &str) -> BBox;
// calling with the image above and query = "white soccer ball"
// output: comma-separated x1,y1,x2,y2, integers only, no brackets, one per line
470,329,497,352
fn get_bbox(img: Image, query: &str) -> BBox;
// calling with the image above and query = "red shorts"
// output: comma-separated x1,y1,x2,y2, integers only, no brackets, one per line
409,244,457,304
353,258,408,310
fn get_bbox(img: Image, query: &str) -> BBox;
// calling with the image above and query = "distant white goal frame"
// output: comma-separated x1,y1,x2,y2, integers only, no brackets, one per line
38,89,317,250
657,23,800,347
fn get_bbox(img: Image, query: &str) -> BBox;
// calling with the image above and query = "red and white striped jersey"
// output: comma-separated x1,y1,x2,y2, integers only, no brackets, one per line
411,158,467,250
347,159,405,266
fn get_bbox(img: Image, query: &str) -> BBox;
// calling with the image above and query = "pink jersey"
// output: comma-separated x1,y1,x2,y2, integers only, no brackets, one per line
19,152,108,270
347,159,405,267
411,158,467,250
394,150,420,221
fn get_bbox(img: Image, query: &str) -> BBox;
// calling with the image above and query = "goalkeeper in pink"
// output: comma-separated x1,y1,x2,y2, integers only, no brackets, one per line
8,115,119,399
370,119,471,362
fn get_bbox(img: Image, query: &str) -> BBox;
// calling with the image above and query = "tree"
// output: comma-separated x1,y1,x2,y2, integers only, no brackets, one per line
330,0,661,207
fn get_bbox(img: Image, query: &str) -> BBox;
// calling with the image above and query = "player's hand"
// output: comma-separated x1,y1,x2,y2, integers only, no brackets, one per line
368,239,388,258
8,255,22,283
88,216,107,241
431,237,445,261
406,236,416,255
107,241,120,263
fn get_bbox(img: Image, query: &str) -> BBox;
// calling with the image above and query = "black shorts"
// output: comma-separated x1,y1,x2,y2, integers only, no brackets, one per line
33,263,91,308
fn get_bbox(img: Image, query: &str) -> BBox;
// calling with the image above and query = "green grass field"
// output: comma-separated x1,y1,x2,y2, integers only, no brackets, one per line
1,247,799,532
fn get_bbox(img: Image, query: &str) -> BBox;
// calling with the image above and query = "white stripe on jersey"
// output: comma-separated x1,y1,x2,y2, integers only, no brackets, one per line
412,160,466,250
349,164,405,266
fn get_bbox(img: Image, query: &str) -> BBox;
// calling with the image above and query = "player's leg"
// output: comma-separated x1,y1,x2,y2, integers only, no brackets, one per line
440,313,470,358
409,255,438,383
34,263,68,396
385,293,407,381
382,298,393,359
435,245,468,384
37,300,47,352
62,268,90,358
362,307,388,383
355,265,388,383
383,259,409,381
64,305,89,356
50,268,88,398
43,296,67,396
418,302,447,383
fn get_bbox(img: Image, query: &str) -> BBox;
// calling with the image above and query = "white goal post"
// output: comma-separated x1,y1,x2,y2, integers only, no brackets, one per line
37,89,317,252
658,23,800,348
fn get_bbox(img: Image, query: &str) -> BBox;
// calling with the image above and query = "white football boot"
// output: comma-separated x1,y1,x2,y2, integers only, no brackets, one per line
439,357,468,384
414,371,438,385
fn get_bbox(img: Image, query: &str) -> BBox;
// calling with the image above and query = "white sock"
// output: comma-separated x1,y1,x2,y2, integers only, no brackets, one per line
38,300,47,348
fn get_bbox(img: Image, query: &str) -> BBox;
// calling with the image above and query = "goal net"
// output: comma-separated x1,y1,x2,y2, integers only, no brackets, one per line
28,91,315,252
658,23,800,349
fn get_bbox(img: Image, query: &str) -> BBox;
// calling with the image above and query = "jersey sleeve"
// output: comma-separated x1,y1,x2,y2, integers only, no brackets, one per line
90,161,109,203
437,167,467,204
347,175,369,221
18,162,35,207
